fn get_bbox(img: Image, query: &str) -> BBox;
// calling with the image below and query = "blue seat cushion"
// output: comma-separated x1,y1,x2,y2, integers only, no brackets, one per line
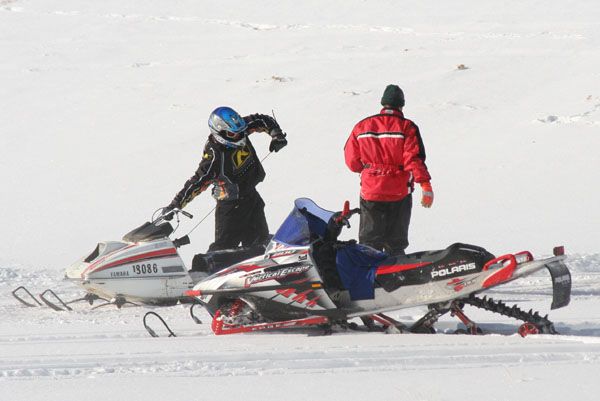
336,244,387,300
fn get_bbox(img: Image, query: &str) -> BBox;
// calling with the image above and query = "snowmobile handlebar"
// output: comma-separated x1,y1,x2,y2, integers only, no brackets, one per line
338,200,360,220
334,205,361,226
346,207,361,218
326,206,361,241
178,209,194,219
158,207,194,222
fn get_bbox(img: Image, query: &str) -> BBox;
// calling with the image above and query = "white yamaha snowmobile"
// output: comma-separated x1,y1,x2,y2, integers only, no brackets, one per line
184,198,571,336
12,209,265,311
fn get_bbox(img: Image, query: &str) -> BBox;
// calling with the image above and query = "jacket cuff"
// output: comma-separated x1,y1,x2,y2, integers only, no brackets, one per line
420,181,432,192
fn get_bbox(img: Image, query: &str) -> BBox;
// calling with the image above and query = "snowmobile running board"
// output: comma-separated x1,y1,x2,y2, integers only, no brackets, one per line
211,310,329,335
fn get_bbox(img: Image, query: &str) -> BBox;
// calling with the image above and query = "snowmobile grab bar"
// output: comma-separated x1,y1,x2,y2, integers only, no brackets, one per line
481,254,518,288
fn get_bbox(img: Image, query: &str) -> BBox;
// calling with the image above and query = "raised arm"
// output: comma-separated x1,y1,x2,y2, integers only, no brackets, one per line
244,113,288,152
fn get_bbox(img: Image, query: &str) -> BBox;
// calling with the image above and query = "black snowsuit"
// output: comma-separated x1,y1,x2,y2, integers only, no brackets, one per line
169,114,281,251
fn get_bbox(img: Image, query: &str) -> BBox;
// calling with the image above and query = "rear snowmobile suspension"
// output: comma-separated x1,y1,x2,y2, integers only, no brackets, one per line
353,308,441,334
409,306,445,334
461,295,558,335
362,313,409,333
450,304,481,335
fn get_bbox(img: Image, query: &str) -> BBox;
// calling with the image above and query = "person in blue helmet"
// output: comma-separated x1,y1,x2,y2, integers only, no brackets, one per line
164,106,287,256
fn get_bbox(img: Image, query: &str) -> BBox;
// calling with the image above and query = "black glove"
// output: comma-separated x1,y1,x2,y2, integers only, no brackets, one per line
323,212,348,241
269,129,288,152
331,211,351,229
162,205,176,221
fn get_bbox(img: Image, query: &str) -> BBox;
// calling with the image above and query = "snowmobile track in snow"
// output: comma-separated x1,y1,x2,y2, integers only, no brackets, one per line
2,335,600,379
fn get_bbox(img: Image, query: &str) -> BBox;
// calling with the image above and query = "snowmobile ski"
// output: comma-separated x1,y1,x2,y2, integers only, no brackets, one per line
12,286,42,308
143,311,177,338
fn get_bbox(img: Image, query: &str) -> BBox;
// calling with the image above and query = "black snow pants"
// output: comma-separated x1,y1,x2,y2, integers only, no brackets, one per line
208,190,270,251
358,194,412,255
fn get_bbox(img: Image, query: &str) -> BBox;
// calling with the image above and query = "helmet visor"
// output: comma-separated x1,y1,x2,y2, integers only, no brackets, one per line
223,130,243,140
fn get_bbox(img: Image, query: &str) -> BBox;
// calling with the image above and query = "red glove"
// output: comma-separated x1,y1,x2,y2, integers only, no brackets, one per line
420,182,434,208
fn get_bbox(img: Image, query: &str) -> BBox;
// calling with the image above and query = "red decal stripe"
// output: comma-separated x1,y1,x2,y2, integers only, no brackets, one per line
292,290,312,303
89,248,178,273
212,311,328,335
81,244,137,278
237,264,265,272
376,262,430,275
276,288,295,298
306,296,321,308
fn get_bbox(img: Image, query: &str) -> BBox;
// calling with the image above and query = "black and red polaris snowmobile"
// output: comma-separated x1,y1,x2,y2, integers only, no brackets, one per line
185,198,571,336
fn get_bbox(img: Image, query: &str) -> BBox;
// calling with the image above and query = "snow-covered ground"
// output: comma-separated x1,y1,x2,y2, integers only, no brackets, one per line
1,1,600,400
3,258,600,401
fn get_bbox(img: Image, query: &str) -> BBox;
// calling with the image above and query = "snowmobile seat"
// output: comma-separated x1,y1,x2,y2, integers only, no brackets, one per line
375,243,495,292
191,245,266,273
380,243,492,268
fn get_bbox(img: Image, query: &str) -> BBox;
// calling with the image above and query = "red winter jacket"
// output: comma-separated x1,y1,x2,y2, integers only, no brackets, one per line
344,108,431,202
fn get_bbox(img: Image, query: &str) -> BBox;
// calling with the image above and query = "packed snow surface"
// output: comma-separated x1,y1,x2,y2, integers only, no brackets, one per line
2,257,600,401
1,1,599,400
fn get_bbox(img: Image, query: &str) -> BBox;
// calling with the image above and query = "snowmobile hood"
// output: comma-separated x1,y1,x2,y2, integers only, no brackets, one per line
65,241,130,280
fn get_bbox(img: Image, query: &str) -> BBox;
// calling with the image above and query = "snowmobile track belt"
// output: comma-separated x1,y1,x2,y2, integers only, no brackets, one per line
462,295,557,334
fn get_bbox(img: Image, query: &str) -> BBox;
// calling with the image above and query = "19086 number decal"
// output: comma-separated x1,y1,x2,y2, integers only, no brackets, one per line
132,263,159,274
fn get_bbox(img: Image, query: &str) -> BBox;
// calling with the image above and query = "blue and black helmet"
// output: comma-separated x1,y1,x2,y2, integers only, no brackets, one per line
208,106,248,148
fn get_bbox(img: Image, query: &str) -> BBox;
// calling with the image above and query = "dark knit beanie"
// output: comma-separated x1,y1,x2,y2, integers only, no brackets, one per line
380,84,405,108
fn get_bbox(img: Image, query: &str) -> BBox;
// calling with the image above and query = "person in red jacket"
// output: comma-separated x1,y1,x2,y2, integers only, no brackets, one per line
344,84,433,254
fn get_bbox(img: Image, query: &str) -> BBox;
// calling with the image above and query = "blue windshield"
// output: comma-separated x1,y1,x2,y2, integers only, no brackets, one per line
272,198,335,246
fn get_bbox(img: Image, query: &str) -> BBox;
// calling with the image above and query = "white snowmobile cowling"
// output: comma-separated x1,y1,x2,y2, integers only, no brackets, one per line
65,238,201,303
